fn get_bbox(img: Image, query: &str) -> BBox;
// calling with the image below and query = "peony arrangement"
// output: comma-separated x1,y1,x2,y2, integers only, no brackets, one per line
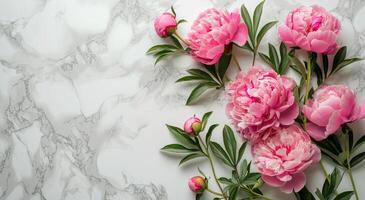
149,2,364,200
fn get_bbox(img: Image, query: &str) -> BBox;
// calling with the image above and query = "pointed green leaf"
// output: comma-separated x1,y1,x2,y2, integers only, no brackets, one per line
187,69,215,81
210,141,234,167
240,4,254,45
353,135,365,153
333,46,347,69
333,191,354,200
161,144,198,154
206,124,219,145
218,53,232,81
322,54,329,77
176,75,208,83
166,124,196,147
186,82,217,105
295,187,316,200
268,43,279,71
179,153,204,166
315,189,326,200
333,58,362,74
237,142,248,164
201,111,213,131
256,21,277,47
253,0,265,36
258,52,273,67
171,6,176,16
223,125,237,165
147,44,178,54
350,152,365,167
177,19,187,26
169,35,183,49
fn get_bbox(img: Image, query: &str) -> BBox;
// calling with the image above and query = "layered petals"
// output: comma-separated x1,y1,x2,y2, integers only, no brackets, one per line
279,5,341,54
303,85,365,141
188,8,248,65
252,125,320,193
226,67,299,143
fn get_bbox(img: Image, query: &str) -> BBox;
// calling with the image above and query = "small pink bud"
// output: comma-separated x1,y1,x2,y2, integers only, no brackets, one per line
154,12,177,38
188,176,207,193
183,116,202,136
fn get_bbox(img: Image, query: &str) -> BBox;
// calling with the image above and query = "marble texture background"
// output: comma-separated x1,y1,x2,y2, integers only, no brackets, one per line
0,0,364,199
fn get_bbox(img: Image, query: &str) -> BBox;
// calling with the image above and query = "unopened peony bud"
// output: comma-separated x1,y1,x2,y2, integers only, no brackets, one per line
154,12,177,38
183,116,202,136
188,176,207,193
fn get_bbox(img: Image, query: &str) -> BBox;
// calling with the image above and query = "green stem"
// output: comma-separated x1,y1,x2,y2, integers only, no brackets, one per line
319,161,330,182
232,55,241,71
239,184,272,200
173,32,190,46
347,167,359,200
303,55,312,126
197,136,228,200
206,188,223,196
252,48,257,66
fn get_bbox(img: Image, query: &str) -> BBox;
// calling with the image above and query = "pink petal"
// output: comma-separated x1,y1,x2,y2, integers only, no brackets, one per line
306,122,326,141
280,172,306,193
351,101,365,121
279,102,299,125
310,39,330,54
326,111,343,134
309,106,334,126
232,23,248,46
261,175,285,187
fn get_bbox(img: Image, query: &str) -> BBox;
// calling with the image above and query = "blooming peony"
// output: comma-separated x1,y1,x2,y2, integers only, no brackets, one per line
188,176,207,193
303,85,365,141
154,12,177,38
279,5,340,54
188,8,248,65
183,116,202,136
226,67,299,143
252,124,321,193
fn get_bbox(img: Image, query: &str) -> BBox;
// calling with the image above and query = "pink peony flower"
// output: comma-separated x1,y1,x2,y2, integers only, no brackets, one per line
252,124,321,193
279,5,341,54
188,176,207,193
188,8,248,65
226,67,299,143
184,116,202,136
303,85,365,141
154,12,177,38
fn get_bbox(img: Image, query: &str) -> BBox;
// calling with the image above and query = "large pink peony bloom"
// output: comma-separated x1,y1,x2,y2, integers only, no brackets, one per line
303,85,365,141
279,5,340,54
226,67,299,143
188,8,248,65
252,124,321,193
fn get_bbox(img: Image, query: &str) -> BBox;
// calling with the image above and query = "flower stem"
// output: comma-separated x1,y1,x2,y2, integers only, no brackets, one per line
347,167,359,200
206,188,223,196
239,184,272,200
252,48,257,66
197,136,228,200
319,160,330,182
232,55,241,71
303,55,312,126
173,32,190,46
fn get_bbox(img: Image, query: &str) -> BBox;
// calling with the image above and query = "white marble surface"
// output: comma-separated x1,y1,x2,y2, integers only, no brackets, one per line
0,0,365,199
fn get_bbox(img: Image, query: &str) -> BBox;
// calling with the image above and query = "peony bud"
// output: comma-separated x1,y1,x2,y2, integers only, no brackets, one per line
188,176,207,193
183,116,202,136
154,12,177,38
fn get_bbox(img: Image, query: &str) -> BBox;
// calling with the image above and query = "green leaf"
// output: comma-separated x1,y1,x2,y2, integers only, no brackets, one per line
175,76,209,83
177,19,187,26
240,4,254,45
223,125,237,165
333,191,354,200
342,125,353,152
350,152,365,167
322,54,329,77
217,53,232,81
171,6,176,16
240,159,248,178
295,187,316,200
228,186,238,200
315,189,326,200
252,0,265,37
195,193,203,200
187,69,215,81
154,53,170,65
243,173,261,185
256,21,277,47
186,82,217,105
206,124,219,145
333,58,362,74
237,42,254,52
290,56,306,78
210,141,234,167
258,52,273,67
169,35,183,49
279,42,289,74
161,144,198,154
201,111,213,131
353,135,365,153
166,125,196,147
333,46,347,69
268,43,279,71
218,177,232,185
147,44,178,54
237,142,248,164
179,153,204,166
